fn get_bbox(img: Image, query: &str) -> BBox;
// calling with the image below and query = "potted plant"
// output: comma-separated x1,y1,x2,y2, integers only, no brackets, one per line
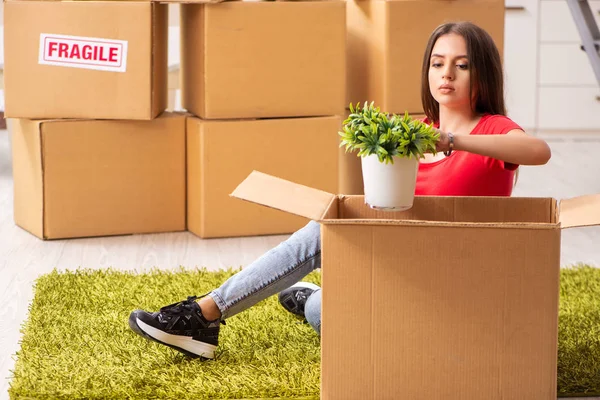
339,102,439,211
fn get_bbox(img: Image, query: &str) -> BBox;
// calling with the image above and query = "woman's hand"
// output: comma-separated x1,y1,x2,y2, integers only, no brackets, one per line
434,129,452,153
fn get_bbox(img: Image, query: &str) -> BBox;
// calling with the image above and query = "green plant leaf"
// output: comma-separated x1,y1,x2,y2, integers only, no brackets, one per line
339,102,438,161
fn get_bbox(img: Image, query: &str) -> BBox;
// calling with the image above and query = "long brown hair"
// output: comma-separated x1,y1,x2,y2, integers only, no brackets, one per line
421,22,506,124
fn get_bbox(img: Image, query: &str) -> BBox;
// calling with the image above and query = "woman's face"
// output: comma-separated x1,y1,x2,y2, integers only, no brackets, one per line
428,33,473,110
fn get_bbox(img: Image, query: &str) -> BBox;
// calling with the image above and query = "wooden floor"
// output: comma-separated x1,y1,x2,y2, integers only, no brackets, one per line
1,129,599,400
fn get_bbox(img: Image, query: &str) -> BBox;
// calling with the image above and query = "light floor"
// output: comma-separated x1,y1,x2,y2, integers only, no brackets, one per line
1,129,599,400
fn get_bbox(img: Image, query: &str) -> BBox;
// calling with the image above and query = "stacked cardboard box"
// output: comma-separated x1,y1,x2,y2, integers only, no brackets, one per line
5,1,168,120
7,0,508,238
5,0,346,240
180,1,346,238
5,0,186,239
2,0,508,238
340,0,506,194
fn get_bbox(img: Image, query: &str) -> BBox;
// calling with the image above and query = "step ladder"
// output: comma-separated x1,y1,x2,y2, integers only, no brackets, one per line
567,0,600,85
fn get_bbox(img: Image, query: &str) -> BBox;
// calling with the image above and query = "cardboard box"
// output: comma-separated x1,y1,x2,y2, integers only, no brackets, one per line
347,0,505,114
11,112,186,240
181,1,346,119
187,116,340,238
4,0,168,120
232,171,600,400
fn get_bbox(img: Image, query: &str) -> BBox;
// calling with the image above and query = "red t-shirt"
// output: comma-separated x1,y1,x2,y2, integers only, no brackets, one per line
415,114,522,197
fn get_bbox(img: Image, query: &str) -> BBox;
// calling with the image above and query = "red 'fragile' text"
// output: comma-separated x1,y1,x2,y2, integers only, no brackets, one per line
46,42,119,63
39,33,128,72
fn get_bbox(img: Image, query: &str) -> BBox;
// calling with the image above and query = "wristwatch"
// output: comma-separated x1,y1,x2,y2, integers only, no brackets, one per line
444,132,454,157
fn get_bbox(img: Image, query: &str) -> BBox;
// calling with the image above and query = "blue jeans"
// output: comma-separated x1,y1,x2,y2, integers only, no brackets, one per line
208,220,323,335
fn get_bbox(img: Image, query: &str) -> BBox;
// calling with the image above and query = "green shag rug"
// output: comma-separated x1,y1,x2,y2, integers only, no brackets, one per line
7,265,600,399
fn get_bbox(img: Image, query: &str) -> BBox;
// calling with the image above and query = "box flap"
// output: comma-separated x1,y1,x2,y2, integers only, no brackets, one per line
230,170,336,221
559,194,600,229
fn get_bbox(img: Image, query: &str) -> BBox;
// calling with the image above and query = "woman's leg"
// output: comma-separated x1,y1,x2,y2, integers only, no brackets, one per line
207,220,322,319
304,288,322,335
129,220,322,358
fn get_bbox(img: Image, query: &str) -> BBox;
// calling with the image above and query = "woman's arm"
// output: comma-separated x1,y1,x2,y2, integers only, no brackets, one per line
437,129,552,165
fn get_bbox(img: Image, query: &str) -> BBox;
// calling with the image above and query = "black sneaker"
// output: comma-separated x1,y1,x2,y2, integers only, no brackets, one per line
128,295,225,359
278,282,320,319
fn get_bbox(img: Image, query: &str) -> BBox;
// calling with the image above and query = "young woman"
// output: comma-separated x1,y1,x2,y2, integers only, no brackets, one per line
128,21,551,359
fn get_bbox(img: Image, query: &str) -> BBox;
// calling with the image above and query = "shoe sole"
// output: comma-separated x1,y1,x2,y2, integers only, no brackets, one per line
128,312,216,360
289,282,320,291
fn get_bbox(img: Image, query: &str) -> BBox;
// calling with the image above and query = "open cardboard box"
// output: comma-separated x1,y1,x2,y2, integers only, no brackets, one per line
232,171,600,400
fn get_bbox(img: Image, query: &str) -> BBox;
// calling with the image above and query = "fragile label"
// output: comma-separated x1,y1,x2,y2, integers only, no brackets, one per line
39,33,128,73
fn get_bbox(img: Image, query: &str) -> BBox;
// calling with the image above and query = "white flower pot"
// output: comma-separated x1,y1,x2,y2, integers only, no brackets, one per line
361,154,419,211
